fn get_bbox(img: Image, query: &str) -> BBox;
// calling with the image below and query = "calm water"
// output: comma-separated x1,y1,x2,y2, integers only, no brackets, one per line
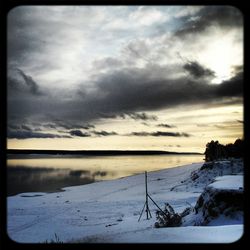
7,154,204,196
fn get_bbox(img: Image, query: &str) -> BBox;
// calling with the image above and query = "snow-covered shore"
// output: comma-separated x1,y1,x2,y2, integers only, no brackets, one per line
7,159,243,243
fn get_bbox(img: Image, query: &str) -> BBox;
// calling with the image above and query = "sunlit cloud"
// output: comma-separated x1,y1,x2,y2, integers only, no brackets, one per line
7,6,243,151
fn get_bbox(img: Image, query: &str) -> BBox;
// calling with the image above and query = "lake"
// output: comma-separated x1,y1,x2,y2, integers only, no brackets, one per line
7,154,204,196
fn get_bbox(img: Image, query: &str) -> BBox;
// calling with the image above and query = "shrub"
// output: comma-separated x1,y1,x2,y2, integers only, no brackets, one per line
154,203,182,228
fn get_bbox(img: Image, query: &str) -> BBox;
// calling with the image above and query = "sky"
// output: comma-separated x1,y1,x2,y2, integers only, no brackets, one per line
7,5,243,153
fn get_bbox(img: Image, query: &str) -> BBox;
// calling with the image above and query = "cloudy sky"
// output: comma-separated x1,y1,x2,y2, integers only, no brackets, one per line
7,5,243,152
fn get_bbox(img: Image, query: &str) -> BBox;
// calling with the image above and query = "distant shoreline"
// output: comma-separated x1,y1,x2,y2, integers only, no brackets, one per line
7,149,203,156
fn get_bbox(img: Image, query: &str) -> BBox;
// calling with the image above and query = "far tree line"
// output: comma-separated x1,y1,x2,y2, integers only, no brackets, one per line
204,139,243,162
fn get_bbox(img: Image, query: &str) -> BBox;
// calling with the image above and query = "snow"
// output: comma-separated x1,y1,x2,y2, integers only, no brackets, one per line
208,175,243,190
7,159,244,243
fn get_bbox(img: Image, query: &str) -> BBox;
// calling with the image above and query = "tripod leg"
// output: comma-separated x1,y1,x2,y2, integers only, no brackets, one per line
138,201,146,222
145,195,152,218
148,204,152,218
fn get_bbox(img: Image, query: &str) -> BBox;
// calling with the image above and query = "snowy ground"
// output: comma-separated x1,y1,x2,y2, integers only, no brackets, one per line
7,159,243,243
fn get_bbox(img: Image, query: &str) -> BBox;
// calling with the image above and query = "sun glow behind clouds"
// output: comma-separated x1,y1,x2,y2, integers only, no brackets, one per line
199,29,243,84
7,6,243,151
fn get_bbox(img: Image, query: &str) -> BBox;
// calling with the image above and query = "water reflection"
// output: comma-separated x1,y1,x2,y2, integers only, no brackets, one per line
7,155,204,196
7,166,108,196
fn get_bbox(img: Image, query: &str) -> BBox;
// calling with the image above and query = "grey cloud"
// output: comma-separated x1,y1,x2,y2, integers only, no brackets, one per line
8,122,42,133
98,112,157,121
99,113,118,119
167,144,181,147
7,6,243,133
84,67,243,115
8,124,20,130
8,7,70,72
127,112,158,121
16,69,42,95
21,125,32,131
129,131,191,137
93,57,124,71
8,130,71,139
215,71,243,97
175,6,243,37
157,123,176,128
92,131,118,136
69,130,91,137
183,61,215,79
141,122,150,126
232,65,243,75
196,124,210,127
34,127,42,131
56,122,95,130
8,63,243,132
42,122,95,130
82,124,95,129
44,123,57,129
8,68,43,96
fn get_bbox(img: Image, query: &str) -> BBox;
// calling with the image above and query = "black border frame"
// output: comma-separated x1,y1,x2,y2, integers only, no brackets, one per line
0,1,248,249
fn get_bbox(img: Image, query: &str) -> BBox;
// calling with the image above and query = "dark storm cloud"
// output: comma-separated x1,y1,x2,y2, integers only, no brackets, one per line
237,120,243,124
157,123,176,128
21,125,32,131
99,112,157,121
8,124,20,130
99,113,118,119
80,67,243,116
232,65,243,75
69,130,91,137
129,131,191,137
7,63,243,133
52,122,95,130
7,7,65,71
92,131,118,136
16,69,42,95
175,6,243,37
183,61,215,79
8,68,43,96
8,130,71,139
216,71,243,97
44,123,57,129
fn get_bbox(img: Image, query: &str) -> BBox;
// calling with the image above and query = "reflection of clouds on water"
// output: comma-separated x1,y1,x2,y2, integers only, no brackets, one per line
7,166,108,196
69,170,89,177
93,171,107,177
7,155,204,196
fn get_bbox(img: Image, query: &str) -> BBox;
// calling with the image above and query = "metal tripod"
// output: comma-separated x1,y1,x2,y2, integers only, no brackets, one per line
138,171,169,222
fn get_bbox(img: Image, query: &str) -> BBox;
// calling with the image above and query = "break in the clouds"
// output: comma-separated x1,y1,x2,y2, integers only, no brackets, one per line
7,6,243,139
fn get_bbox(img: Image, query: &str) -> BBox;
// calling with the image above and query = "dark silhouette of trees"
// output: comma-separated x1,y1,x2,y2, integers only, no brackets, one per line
205,139,243,162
